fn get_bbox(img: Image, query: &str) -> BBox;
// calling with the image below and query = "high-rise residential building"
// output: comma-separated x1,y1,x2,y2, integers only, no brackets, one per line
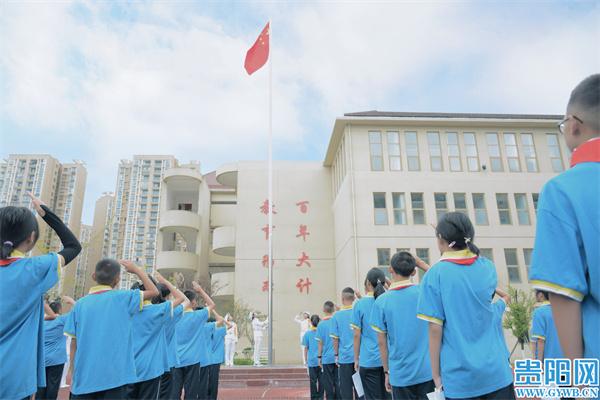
88,193,116,288
73,224,92,302
0,155,87,300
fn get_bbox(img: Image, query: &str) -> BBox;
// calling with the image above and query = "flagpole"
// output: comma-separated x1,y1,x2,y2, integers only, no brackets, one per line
267,17,274,367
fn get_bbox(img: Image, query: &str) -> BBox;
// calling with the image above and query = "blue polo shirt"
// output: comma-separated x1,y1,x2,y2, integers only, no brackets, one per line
315,316,335,364
350,293,382,368
44,314,70,366
131,301,173,382
0,252,60,400
530,141,599,364
64,285,143,395
211,326,227,365
531,302,564,360
371,281,432,387
165,305,184,369
492,299,511,359
175,308,209,368
417,251,513,399
301,328,319,367
329,305,354,364
200,322,216,367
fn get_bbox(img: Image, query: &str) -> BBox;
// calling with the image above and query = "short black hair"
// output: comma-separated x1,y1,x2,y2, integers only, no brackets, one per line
152,283,170,304
207,316,216,323
95,259,121,285
535,289,549,300
323,301,334,313
342,287,355,302
436,212,480,256
568,74,600,132
391,251,416,277
0,206,39,260
184,290,196,303
310,314,320,328
49,301,62,314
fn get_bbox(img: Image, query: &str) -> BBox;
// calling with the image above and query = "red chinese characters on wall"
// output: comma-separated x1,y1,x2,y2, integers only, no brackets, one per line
262,280,274,292
296,252,311,267
296,278,312,294
260,199,277,215
262,255,274,268
296,201,309,213
262,224,275,240
296,225,310,241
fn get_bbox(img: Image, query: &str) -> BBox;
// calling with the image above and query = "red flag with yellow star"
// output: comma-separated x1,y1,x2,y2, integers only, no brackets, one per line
245,22,270,75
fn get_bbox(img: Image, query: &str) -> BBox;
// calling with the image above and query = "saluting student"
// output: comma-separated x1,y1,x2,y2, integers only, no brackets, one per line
302,315,323,400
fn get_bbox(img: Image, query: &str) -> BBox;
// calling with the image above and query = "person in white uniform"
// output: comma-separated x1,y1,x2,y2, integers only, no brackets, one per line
294,311,311,365
224,313,238,367
251,311,268,367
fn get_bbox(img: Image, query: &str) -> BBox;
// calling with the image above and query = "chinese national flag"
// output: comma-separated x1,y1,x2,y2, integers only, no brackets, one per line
244,22,270,75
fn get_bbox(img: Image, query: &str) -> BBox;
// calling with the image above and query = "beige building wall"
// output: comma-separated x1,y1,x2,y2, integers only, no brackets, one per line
88,194,115,294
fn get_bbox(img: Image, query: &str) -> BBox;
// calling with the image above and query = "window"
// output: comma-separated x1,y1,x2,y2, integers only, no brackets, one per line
416,248,430,283
453,193,467,215
514,194,530,225
504,249,521,283
369,131,383,171
521,134,538,172
411,193,425,224
496,194,512,225
392,193,407,224
428,132,443,171
504,133,521,172
472,194,488,225
387,131,401,170
405,132,420,171
434,193,448,221
523,249,533,282
378,248,392,279
446,132,461,171
546,134,564,172
373,193,388,225
532,193,539,214
480,248,493,262
486,133,503,172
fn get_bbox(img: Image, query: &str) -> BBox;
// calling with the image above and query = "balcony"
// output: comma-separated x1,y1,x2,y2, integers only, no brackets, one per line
156,251,199,274
216,162,238,188
211,271,234,297
163,168,203,184
159,210,201,233
212,225,236,257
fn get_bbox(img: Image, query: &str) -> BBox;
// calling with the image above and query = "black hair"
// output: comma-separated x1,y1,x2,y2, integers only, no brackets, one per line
95,259,121,285
310,314,320,328
323,301,334,313
568,74,600,132
196,306,205,311
0,206,40,260
535,289,550,301
207,316,216,323
152,283,171,304
130,276,158,292
366,267,386,299
184,290,196,303
341,287,355,302
391,251,416,277
435,212,480,256
49,301,62,314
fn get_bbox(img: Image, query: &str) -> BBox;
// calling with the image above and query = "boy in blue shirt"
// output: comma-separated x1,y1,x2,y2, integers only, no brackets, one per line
36,296,76,400
530,74,599,369
531,290,563,362
330,287,360,400
316,301,339,400
302,315,323,400
64,259,158,399
371,251,433,399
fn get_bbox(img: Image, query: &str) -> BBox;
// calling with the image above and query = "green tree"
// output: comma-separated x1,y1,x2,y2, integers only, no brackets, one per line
502,284,536,359
221,297,266,348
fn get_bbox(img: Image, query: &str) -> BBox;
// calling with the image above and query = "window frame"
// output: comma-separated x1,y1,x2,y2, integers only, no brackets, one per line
405,131,421,171
514,193,531,225
411,192,426,225
472,193,489,225
373,192,388,225
387,131,402,171
504,248,521,283
546,133,564,172
446,132,462,172
521,133,539,172
434,192,448,222
428,132,443,171
486,133,504,172
496,193,512,225
392,192,407,225
369,131,384,171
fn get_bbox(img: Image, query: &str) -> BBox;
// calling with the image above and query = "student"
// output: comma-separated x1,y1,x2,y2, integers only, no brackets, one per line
530,74,599,365
171,281,215,400
127,272,186,400
207,309,233,400
302,315,324,400
36,296,76,400
224,313,238,367
64,259,158,399
158,282,189,400
350,267,389,400
417,212,514,400
316,301,339,400
295,310,311,365
492,288,512,364
0,192,81,400
251,311,269,367
371,251,434,399
531,290,564,363
330,288,360,400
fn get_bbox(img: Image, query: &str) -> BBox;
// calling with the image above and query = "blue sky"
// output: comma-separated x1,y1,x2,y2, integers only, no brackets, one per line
1,1,598,224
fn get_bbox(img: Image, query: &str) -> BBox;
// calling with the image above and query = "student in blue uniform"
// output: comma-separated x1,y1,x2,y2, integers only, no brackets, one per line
350,267,389,400
330,287,360,400
36,296,76,400
417,212,514,400
302,315,323,400
127,272,186,400
371,251,433,399
531,290,564,362
530,74,600,368
492,288,512,364
316,301,339,400
199,313,216,400
0,192,81,400
171,281,215,400
64,259,158,399
207,309,232,400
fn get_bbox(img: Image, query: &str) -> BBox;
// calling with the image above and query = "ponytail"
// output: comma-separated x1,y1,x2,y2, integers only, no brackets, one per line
436,212,480,256
0,206,39,261
366,267,387,299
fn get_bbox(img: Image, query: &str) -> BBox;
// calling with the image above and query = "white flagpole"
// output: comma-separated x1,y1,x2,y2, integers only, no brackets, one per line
267,17,274,367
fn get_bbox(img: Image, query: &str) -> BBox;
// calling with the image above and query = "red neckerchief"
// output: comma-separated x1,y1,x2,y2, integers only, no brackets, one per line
0,257,23,267
90,290,111,295
389,282,414,291
439,250,479,265
571,138,600,167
